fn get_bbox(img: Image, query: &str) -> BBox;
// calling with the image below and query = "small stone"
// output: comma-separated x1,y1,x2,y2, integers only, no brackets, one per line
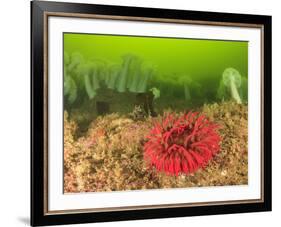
221,170,227,176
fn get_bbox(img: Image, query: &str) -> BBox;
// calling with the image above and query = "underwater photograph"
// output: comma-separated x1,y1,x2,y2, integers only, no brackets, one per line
63,33,248,193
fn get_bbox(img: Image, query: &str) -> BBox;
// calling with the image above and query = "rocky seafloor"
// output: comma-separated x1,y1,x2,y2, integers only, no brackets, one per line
64,101,248,193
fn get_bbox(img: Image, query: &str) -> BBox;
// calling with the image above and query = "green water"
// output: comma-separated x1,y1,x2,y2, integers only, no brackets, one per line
63,33,248,114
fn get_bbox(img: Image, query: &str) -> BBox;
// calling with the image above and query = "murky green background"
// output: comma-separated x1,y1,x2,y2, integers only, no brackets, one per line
65,33,247,79
64,33,248,107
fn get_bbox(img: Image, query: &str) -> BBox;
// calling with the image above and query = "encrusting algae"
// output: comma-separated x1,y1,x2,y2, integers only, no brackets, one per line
64,101,248,193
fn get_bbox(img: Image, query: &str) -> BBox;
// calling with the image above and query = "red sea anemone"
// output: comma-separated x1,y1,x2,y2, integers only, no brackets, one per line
144,112,221,176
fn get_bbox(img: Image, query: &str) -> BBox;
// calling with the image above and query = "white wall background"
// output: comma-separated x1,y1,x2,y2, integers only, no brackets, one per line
0,0,278,226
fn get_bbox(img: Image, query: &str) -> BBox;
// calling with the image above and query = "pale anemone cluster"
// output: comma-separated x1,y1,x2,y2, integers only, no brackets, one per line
217,67,248,104
64,52,247,106
64,52,156,104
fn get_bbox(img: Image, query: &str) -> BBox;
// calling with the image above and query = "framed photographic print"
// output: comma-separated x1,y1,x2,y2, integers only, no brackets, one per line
31,0,272,226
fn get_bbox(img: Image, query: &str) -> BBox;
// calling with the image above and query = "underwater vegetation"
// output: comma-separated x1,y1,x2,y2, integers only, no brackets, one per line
216,67,248,103
153,73,203,105
64,51,229,115
64,101,248,193
178,75,202,101
64,52,83,103
64,52,155,104
64,51,248,123
144,112,221,176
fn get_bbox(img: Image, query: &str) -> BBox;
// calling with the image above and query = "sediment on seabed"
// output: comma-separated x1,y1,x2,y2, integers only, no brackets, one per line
64,101,248,193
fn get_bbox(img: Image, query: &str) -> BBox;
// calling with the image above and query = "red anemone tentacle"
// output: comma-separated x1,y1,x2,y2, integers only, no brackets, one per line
143,112,221,175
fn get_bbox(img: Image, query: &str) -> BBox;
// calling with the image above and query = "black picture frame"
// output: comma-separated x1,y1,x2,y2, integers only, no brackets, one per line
31,1,272,226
